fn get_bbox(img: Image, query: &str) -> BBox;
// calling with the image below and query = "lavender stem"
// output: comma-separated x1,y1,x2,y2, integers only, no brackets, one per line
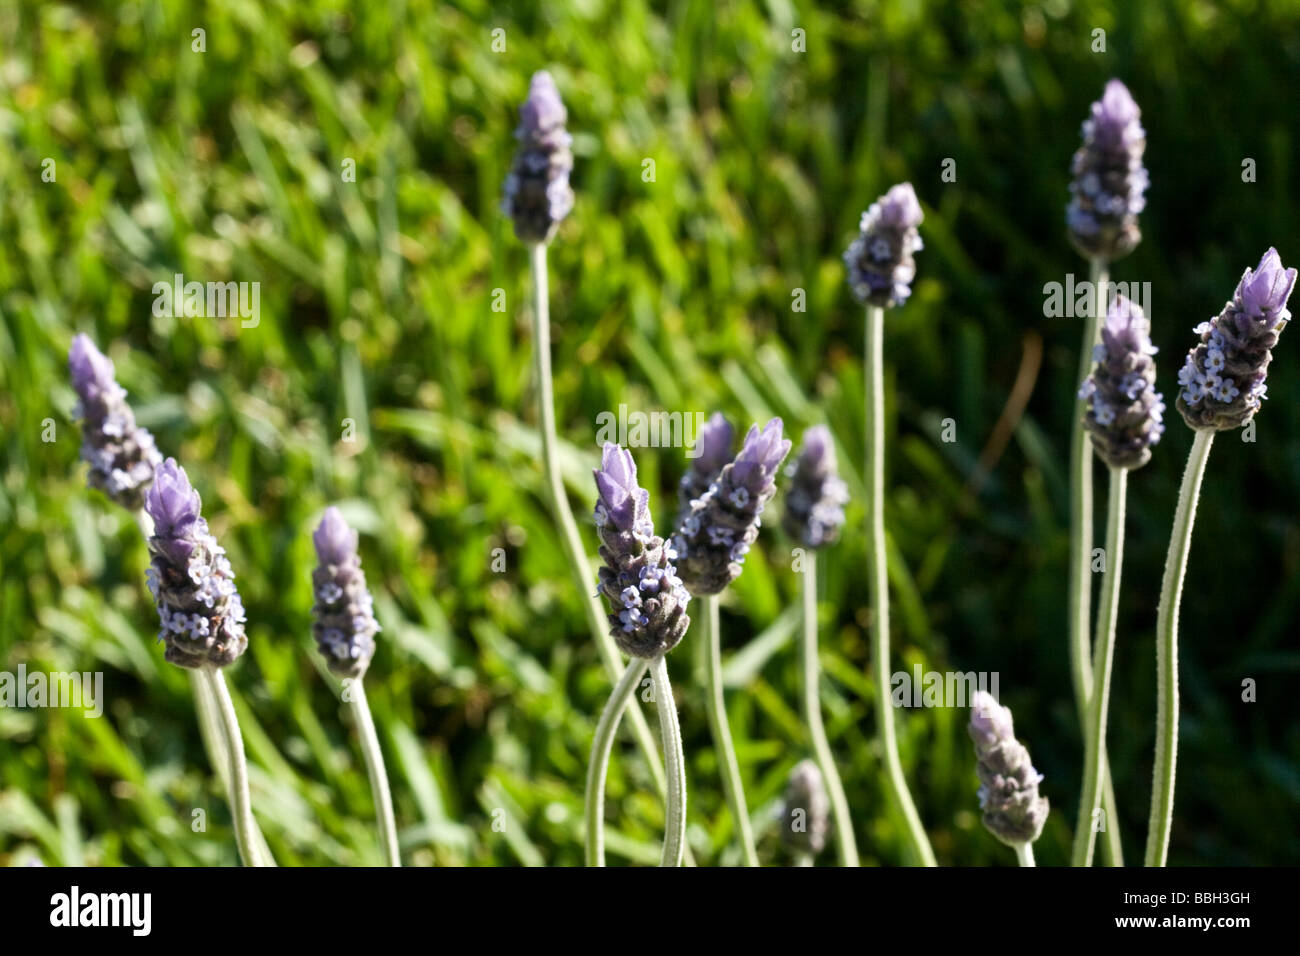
348,680,400,866
584,658,649,866
1015,843,1036,867
1146,429,1214,865
650,655,686,867
199,668,269,866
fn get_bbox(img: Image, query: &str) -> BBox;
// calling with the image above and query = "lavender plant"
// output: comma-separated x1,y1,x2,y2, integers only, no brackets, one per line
781,426,857,866
584,444,690,866
311,507,399,866
1063,80,1147,866
143,458,271,866
780,759,830,867
969,691,1049,867
844,183,936,866
1071,296,1164,866
672,418,791,866
504,70,676,830
1146,248,1295,866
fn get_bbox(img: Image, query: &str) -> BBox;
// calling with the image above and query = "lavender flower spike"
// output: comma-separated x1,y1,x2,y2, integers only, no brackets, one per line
311,507,381,678
502,70,575,244
782,425,850,548
678,411,734,519
1078,295,1165,469
1066,79,1148,262
144,458,247,669
781,758,830,859
843,182,924,308
969,691,1049,848
594,444,691,658
68,334,162,511
673,418,793,595
1177,248,1296,430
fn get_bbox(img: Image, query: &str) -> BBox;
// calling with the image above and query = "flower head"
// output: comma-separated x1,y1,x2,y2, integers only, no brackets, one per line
968,691,1049,848
311,507,381,678
678,412,734,520
780,759,830,858
143,459,247,669
68,334,162,511
1079,296,1164,469
1066,80,1148,262
1177,248,1296,430
673,418,792,595
782,425,850,548
843,183,924,308
593,444,690,658
502,70,575,244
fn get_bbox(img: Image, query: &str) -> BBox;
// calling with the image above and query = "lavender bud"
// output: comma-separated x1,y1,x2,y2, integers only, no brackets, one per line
1177,248,1296,430
782,425,849,548
502,70,575,244
673,418,792,596
1079,296,1165,469
781,758,830,857
968,691,1049,847
68,334,162,512
143,458,247,669
677,412,734,519
1066,79,1148,262
593,444,690,658
843,182,924,308
311,507,381,678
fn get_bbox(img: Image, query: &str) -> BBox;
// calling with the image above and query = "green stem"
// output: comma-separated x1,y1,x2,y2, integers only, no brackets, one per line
701,595,759,866
348,680,400,866
800,551,859,866
199,668,271,866
1015,842,1036,867
584,658,649,866
527,243,679,840
1072,466,1127,866
650,655,686,867
1145,428,1215,866
1067,260,1124,866
865,304,936,867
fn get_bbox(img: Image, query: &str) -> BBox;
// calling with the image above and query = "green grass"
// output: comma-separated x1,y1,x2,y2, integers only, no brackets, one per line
2,0,1299,866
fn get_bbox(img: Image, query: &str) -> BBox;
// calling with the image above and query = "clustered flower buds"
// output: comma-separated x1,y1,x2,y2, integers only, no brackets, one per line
1177,247,1296,431
144,459,247,669
672,418,792,596
68,334,162,512
502,70,575,244
1066,79,1148,262
311,507,381,678
968,691,1049,848
1078,296,1165,469
782,425,849,548
677,412,734,520
780,758,830,858
593,444,691,658
843,182,924,308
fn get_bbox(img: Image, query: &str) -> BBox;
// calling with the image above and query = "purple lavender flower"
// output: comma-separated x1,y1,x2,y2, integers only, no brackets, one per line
673,418,792,596
502,70,575,244
782,425,850,548
593,444,690,658
1078,296,1165,469
781,758,830,857
1177,248,1296,430
678,412,734,520
968,691,1049,847
1066,79,1148,262
843,183,924,308
143,459,247,669
311,507,381,678
68,334,162,512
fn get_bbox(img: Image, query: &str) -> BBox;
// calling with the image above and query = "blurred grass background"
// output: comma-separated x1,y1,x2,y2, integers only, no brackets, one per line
1,0,1298,866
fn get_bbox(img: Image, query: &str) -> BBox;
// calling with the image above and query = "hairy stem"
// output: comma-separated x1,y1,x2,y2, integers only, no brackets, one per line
865,304,936,867
348,680,401,866
1015,842,1036,867
200,668,272,866
584,658,649,866
701,595,758,866
800,551,859,866
650,655,686,867
1146,428,1215,866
